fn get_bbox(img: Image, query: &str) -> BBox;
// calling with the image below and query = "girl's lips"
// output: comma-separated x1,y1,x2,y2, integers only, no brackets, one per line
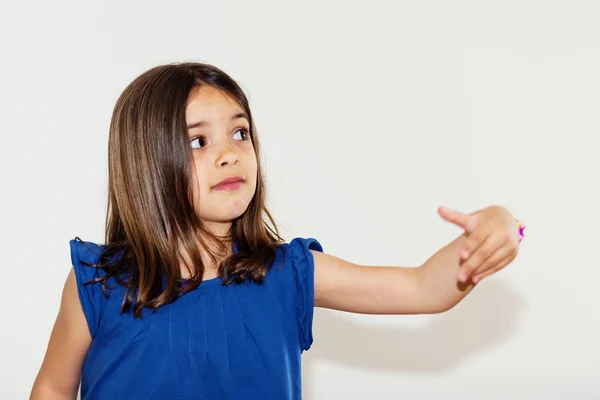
213,181,244,190
212,177,245,190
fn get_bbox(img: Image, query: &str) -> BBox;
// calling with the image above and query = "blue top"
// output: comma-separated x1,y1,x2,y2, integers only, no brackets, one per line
70,237,323,400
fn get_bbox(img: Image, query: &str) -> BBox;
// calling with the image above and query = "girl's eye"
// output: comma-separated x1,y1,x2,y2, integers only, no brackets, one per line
190,136,206,149
233,128,249,141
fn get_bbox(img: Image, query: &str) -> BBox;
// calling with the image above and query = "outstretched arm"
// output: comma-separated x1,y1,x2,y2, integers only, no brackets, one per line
314,205,521,314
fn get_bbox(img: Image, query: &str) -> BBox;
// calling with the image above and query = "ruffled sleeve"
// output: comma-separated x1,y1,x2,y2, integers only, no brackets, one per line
286,237,323,352
69,238,107,339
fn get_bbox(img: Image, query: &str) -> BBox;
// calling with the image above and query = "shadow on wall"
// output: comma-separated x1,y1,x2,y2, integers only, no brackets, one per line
302,278,524,392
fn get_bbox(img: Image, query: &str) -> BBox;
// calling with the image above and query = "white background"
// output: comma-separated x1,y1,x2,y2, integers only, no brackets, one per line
1,0,599,398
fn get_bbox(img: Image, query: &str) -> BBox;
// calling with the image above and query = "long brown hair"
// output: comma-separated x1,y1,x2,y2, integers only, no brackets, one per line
82,62,282,318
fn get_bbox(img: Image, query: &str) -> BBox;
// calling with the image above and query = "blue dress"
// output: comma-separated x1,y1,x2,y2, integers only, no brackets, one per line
70,237,323,400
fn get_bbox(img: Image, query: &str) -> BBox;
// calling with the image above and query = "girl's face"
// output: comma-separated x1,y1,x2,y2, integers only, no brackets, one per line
185,85,258,233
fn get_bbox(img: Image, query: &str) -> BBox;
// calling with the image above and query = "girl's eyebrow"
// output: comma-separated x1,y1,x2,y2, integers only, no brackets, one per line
186,112,249,130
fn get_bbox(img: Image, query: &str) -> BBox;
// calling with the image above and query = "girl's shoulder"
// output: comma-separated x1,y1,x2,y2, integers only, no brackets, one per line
69,237,123,338
69,236,324,281
275,237,323,259
269,237,323,351
69,236,107,265
277,237,323,251
69,237,110,282
271,237,323,278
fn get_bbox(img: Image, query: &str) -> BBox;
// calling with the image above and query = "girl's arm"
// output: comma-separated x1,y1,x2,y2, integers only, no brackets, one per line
313,205,520,314
30,268,92,400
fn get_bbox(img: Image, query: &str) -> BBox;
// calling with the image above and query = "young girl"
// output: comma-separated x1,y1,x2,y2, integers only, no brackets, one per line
30,62,525,400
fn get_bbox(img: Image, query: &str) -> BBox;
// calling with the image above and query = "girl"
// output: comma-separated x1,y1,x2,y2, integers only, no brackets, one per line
30,62,525,400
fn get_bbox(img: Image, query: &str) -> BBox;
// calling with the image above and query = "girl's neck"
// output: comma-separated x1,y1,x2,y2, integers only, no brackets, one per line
179,221,234,280
203,220,232,238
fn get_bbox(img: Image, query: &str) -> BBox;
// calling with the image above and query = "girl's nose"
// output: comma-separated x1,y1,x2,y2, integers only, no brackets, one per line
216,146,239,167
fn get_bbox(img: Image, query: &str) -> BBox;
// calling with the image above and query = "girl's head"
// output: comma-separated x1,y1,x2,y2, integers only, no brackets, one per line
99,63,280,316
186,84,257,230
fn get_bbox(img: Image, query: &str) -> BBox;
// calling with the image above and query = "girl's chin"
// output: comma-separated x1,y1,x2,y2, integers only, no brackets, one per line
198,208,250,225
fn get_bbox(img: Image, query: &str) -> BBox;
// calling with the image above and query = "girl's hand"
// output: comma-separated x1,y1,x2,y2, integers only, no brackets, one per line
437,205,520,284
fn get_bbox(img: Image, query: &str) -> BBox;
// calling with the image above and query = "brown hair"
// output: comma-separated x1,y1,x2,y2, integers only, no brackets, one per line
83,62,282,318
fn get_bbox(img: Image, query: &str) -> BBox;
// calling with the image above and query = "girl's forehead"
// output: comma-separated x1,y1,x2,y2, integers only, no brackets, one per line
185,86,247,128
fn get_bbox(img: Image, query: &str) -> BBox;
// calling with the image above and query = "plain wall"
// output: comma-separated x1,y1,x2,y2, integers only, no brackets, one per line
1,0,598,398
